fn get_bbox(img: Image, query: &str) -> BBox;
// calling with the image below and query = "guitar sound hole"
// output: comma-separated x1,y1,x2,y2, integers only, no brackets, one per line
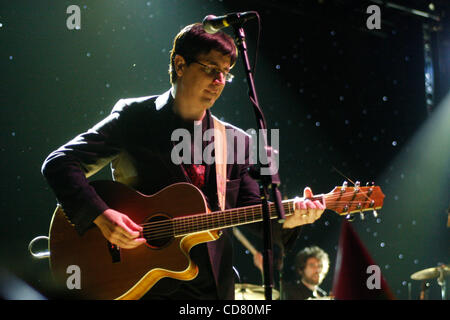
143,213,173,249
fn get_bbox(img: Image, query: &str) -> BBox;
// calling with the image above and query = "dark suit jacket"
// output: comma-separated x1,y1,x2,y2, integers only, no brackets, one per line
42,89,300,299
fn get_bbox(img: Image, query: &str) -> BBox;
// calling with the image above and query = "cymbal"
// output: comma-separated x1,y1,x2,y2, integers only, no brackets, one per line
411,265,449,280
307,296,334,300
235,283,280,300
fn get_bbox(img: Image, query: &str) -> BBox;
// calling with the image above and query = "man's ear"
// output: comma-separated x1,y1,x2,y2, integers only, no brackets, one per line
173,55,186,77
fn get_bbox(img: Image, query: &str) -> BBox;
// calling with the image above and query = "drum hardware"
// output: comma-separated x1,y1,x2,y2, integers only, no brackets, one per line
235,283,280,300
411,264,448,300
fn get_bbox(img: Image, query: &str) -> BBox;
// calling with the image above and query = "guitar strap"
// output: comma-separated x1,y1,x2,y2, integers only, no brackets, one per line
212,116,227,211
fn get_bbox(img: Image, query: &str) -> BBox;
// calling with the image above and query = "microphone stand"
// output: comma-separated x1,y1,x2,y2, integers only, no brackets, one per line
232,18,285,301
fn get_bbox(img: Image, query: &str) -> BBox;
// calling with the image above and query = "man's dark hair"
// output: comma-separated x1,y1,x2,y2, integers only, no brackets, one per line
295,246,330,276
169,23,237,84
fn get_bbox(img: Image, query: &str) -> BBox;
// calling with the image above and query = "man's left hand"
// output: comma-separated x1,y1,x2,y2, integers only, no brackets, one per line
282,187,326,229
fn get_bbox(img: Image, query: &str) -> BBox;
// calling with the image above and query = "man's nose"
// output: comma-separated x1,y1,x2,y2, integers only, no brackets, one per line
213,72,226,85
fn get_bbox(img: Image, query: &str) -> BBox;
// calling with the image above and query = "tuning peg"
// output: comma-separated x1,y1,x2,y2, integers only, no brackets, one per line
345,214,355,222
354,181,360,194
356,203,363,219
340,181,348,194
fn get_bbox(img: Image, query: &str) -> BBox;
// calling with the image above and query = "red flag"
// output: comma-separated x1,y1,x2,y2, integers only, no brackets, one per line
332,220,395,300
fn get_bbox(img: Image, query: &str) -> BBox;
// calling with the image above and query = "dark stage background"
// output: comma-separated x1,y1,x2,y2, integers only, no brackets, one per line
1,0,449,300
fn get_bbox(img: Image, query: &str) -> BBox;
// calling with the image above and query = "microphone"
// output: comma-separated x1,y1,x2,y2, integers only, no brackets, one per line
202,12,257,34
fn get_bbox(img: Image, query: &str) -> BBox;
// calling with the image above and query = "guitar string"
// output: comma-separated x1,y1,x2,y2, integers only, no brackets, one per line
138,189,378,228
139,198,377,237
138,192,379,239
140,204,379,241
141,204,291,240
139,200,376,231
137,190,378,234
140,198,379,241
141,209,376,241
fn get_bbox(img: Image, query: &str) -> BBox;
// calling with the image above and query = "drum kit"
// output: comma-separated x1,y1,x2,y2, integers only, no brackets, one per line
234,283,335,300
234,264,449,300
233,227,449,300
234,283,280,300
410,264,448,300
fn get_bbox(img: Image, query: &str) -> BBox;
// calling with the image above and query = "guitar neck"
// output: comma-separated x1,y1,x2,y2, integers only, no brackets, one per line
172,196,322,237
171,183,384,237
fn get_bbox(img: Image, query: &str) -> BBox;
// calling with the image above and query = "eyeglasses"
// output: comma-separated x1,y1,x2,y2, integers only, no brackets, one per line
192,60,234,83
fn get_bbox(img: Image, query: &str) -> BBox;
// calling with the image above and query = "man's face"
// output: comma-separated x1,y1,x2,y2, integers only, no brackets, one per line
301,257,325,286
176,49,232,110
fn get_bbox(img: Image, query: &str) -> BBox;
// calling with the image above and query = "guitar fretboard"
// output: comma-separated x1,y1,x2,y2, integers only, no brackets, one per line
172,199,300,236
142,185,383,241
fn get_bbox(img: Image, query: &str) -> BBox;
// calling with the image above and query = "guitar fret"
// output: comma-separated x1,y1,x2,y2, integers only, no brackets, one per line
184,216,189,234
221,210,225,230
216,211,221,229
205,211,210,232
225,210,230,229
191,215,197,233
211,213,217,229
171,219,176,237
173,218,178,236
172,218,177,236
209,211,214,230
191,214,197,234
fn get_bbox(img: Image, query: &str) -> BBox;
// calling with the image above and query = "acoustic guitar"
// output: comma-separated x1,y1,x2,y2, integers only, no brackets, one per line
48,180,384,299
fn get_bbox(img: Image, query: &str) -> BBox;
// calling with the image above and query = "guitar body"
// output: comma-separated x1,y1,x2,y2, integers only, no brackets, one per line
48,181,219,300
47,179,385,299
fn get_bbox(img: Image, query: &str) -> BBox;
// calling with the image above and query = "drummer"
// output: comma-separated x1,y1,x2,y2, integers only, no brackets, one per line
282,246,330,300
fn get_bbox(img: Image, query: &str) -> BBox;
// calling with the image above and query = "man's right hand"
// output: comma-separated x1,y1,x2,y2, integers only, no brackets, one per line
93,208,147,249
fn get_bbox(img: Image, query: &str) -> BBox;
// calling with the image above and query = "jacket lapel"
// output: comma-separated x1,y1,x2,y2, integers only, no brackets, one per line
153,89,190,184
207,114,228,292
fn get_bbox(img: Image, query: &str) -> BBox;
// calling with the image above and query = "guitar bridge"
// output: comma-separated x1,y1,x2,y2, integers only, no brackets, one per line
107,242,121,263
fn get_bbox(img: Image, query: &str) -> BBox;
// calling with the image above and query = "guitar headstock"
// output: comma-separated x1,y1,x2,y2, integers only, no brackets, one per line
325,181,385,218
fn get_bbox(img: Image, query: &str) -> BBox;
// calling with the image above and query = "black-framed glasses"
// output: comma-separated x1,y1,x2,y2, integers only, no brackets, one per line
192,60,234,83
